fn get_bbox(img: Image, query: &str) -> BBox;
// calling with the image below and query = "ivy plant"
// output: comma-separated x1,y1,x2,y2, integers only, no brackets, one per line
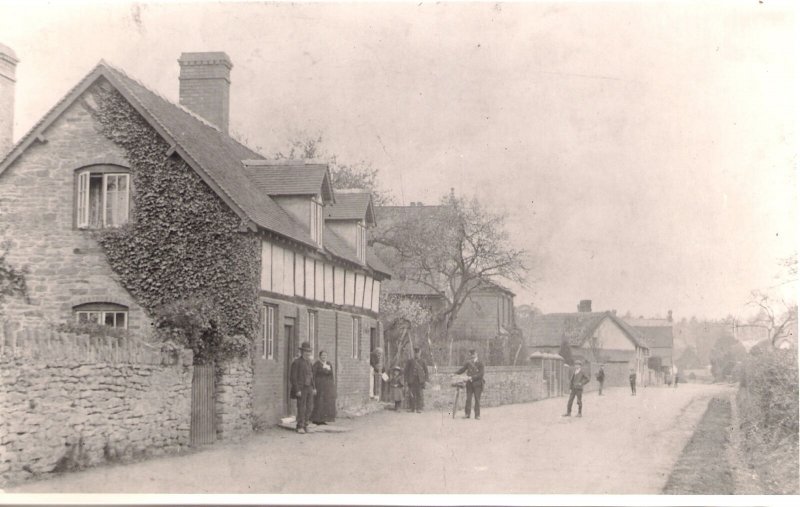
88,84,259,362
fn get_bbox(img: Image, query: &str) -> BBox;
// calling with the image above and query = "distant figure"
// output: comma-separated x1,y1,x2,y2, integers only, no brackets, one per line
389,366,404,410
674,373,679,388
370,346,384,399
562,360,590,417
629,368,637,396
290,342,316,434
596,365,605,395
404,347,429,413
455,349,485,420
311,350,336,425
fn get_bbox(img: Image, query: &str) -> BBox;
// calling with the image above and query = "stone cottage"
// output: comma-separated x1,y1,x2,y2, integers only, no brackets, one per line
0,49,391,429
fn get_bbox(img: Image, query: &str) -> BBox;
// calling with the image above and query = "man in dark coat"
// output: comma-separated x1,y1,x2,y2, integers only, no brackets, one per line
404,347,429,413
629,368,637,396
596,364,605,396
562,360,590,417
455,349,485,419
290,341,316,434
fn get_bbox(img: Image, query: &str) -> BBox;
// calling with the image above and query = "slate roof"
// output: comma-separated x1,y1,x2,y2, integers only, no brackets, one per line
633,326,674,349
325,191,375,224
0,60,391,278
526,312,648,349
242,161,334,202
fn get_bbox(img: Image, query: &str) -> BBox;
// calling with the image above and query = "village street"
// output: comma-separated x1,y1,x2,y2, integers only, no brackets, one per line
7,383,733,495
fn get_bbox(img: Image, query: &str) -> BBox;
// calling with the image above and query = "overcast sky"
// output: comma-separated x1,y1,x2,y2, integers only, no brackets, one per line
1,1,796,320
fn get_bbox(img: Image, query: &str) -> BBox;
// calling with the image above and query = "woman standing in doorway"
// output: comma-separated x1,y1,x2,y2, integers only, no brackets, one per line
311,350,337,425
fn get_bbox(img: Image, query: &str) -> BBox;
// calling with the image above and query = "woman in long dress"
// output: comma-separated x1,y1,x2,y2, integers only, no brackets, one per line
311,350,336,424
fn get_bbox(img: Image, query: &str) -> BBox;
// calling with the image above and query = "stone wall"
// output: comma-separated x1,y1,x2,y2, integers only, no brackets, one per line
215,357,253,440
0,325,193,487
425,365,544,413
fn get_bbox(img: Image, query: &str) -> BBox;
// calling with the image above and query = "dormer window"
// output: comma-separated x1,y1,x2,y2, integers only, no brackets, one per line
76,166,130,229
356,222,367,263
310,196,323,247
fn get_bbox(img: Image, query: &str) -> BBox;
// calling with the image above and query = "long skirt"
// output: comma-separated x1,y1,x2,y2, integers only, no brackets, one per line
311,375,337,423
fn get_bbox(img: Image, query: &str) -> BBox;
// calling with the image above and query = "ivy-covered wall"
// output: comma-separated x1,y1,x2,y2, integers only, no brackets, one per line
89,83,260,358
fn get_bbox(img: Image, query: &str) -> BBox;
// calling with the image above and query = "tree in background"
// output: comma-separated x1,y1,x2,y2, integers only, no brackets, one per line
372,190,528,365
709,335,747,382
273,133,394,205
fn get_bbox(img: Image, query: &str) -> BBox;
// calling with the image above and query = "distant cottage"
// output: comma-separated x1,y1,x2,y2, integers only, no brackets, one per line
524,300,649,388
0,49,391,427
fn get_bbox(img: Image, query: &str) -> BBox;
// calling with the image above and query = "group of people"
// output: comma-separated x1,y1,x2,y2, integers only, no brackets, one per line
290,341,488,432
289,341,337,434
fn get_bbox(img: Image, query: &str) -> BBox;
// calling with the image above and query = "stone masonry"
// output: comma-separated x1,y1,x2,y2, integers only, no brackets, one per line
426,365,545,413
215,357,254,440
0,325,193,487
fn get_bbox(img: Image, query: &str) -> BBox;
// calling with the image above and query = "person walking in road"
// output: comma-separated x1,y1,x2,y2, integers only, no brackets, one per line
404,347,429,413
455,349,485,420
290,341,316,434
562,360,590,417
629,368,637,396
673,372,679,388
596,364,605,395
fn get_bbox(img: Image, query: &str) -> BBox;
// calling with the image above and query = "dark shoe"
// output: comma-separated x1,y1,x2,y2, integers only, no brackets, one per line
562,413,571,417
415,410,423,413
296,428,305,434
462,415,471,419
577,413,582,418
475,416,480,420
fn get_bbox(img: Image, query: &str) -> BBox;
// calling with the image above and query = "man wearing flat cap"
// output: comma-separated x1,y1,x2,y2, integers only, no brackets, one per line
290,341,316,433
562,359,590,417
404,347,429,413
455,349,485,419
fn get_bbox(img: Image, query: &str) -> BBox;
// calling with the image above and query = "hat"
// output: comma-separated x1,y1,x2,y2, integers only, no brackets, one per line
468,349,477,355
392,365,402,371
299,342,312,352
413,347,421,353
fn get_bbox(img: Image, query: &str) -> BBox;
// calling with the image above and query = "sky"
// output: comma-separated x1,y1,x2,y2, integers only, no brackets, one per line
0,0,797,320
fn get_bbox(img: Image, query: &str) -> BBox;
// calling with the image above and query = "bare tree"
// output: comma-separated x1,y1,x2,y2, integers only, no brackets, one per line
745,290,798,347
373,190,528,365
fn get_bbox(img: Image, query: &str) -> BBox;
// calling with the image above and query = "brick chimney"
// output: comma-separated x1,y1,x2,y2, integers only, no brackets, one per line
577,300,592,312
178,52,232,133
0,43,18,157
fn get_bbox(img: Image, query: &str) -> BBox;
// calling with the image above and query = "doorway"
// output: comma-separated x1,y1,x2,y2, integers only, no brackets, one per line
283,318,296,416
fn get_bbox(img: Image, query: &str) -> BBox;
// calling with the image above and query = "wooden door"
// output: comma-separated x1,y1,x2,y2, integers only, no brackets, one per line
284,322,296,416
190,364,216,446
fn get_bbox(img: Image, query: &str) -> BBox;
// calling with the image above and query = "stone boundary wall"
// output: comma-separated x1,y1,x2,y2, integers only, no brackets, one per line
215,357,254,440
0,325,193,487
426,365,545,413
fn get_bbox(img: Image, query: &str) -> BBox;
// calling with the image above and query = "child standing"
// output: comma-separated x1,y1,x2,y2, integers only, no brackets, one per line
389,366,404,410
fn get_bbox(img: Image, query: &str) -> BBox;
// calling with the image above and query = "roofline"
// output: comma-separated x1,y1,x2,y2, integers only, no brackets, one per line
0,61,261,232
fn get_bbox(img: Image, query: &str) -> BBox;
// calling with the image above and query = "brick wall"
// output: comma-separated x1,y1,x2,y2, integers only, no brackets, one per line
425,365,544,413
0,84,149,333
251,295,375,426
0,325,193,487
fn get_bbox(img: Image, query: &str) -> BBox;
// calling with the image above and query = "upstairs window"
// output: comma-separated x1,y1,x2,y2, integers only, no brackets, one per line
309,196,323,247
76,167,130,228
74,302,129,329
356,222,367,263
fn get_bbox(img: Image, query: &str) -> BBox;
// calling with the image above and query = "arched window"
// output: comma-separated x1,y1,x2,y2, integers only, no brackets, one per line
73,302,129,329
75,165,130,228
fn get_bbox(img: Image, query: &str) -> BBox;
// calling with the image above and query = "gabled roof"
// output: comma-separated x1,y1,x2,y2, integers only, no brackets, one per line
526,311,647,349
242,160,335,203
325,190,375,225
0,61,317,248
1,59,392,280
633,326,674,348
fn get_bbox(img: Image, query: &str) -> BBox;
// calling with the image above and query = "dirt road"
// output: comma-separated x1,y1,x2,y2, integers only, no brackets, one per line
7,383,732,494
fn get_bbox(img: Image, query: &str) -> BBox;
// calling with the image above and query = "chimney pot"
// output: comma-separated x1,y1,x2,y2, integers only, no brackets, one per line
178,51,232,133
578,300,592,313
0,42,18,158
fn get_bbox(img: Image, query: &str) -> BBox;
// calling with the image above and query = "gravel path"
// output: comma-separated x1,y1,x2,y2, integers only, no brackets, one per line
6,383,732,494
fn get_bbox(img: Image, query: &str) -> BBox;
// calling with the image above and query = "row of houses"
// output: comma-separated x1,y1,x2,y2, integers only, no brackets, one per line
0,44,675,436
